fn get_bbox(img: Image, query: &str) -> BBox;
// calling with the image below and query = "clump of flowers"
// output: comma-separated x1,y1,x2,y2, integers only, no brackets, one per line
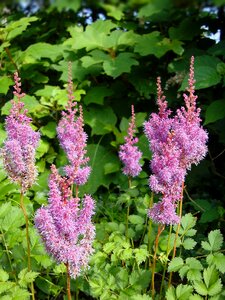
35,64,95,279
119,105,142,177
34,165,95,278
144,57,208,225
1,72,40,193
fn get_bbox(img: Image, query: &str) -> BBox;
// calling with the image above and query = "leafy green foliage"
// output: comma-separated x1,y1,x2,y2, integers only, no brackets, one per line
0,0,225,299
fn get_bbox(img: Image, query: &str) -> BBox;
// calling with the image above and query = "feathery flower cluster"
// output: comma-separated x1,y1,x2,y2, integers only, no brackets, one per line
34,165,95,278
1,72,40,193
57,66,90,185
119,105,142,177
144,57,208,225
35,64,95,278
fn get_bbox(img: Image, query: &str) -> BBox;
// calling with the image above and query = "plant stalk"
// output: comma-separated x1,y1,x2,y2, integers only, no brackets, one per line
151,224,165,300
66,263,72,300
168,181,184,287
126,177,132,241
20,191,35,300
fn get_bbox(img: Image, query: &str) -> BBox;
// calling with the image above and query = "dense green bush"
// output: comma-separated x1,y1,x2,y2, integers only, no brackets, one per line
0,0,224,299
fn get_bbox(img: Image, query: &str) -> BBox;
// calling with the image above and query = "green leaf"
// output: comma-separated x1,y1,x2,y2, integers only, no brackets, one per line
0,269,9,282
1,95,41,115
134,32,183,58
67,20,117,51
183,238,197,250
201,230,223,252
133,248,148,265
128,215,144,225
103,242,115,254
176,284,193,299
50,0,81,12
1,17,38,41
166,286,176,300
193,281,208,296
40,122,57,139
84,106,117,135
116,269,129,289
0,202,11,219
104,162,120,175
0,76,13,94
23,42,63,61
18,269,39,288
176,213,197,237
103,52,139,78
0,282,15,295
204,100,225,125
180,56,221,90
84,86,113,105
80,144,119,194
168,257,184,272
207,253,225,274
101,4,125,21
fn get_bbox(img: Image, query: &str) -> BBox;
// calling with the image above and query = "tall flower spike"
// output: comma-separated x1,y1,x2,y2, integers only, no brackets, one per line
34,165,95,279
1,72,40,193
144,57,208,225
119,105,142,177
57,66,90,186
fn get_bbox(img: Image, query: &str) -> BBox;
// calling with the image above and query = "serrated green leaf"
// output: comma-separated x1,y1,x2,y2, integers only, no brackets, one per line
103,242,115,254
133,248,148,265
202,230,223,252
67,20,117,51
18,269,39,288
2,17,38,41
116,269,129,289
203,266,218,288
0,269,9,282
183,238,197,250
0,282,15,294
208,278,222,296
166,286,176,300
176,284,193,299
101,3,125,21
207,253,225,273
194,281,208,296
204,100,225,125
168,257,184,272
189,294,203,300
180,213,197,235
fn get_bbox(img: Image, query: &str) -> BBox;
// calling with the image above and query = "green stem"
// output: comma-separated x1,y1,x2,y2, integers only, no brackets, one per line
159,225,172,299
168,182,184,287
126,177,132,241
0,228,17,282
66,263,72,300
147,193,154,268
151,224,165,300
20,191,35,300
